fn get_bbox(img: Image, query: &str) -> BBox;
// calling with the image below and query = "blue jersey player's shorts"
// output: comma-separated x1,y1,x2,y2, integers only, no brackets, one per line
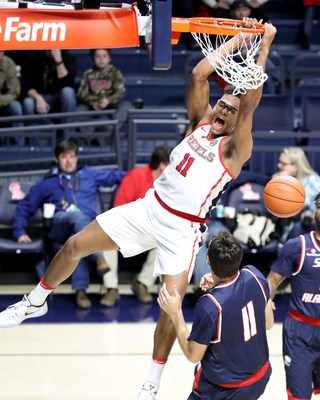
283,316,320,399
188,363,271,400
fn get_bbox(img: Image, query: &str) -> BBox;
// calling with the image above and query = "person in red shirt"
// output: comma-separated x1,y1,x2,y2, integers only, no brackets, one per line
100,145,172,307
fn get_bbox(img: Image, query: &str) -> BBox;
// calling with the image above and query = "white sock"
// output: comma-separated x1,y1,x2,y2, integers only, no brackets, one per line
28,282,54,306
144,359,166,388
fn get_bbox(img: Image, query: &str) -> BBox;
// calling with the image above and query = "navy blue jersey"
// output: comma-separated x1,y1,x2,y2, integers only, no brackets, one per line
271,231,320,319
188,265,270,386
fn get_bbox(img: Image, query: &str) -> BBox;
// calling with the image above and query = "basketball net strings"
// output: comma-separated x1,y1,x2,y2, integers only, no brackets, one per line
191,30,268,95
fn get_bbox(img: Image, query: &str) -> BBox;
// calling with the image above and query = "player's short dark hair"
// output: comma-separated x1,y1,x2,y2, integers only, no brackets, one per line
89,49,111,59
207,232,243,279
54,139,78,158
149,145,172,170
224,85,241,99
315,192,320,205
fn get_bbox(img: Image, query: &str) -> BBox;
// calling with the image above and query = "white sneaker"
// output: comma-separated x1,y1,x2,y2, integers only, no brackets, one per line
138,382,158,400
0,295,48,328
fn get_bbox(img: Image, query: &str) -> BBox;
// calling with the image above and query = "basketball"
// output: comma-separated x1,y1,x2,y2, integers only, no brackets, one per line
263,176,306,218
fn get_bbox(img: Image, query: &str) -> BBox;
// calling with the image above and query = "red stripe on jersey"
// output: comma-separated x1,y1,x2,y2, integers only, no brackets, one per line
219,361,270,388
192,364,202,390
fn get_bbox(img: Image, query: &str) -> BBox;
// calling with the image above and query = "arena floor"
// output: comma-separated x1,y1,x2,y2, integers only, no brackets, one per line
0,285,316,400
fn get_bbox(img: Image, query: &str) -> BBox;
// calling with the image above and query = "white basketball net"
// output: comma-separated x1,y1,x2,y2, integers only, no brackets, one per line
191,30,268,95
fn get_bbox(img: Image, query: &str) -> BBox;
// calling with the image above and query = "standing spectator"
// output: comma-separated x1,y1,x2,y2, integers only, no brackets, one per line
158,231,274,400
21,50,77,138
13,139,126,308
273,147,320,240
303,0,320,49
267,192,320,400
101,145,172,307
77,48,130,139
0,50,23,145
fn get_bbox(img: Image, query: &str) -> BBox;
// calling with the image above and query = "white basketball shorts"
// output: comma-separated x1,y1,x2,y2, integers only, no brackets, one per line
96,189,203,281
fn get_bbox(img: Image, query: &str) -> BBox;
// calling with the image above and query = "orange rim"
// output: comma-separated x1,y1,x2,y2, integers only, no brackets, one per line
172,17,264,36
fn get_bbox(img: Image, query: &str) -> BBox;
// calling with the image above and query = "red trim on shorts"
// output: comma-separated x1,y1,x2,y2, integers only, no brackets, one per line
314,388,320,395
40,278,54,291
289,309,320,326
154,191,206,223
152,356,167,364
287,387,309,400
219,361,270,388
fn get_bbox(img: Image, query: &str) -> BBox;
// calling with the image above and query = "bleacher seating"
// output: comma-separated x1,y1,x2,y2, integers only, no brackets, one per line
127,108,188,169
289,53,320,99
250,130,299,177
253,94,295,131
301,94,320,132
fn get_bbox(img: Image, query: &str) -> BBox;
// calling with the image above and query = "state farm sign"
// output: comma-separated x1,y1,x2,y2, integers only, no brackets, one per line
0,9,139,49
0,17,66,42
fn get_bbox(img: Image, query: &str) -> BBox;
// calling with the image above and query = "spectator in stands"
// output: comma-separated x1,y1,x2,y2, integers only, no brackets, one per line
273,147,320,240
101,145,172,307
230,0,269,21
302,0,320,49
77,49,130,140
13,139,126,309
21,50,77,138
0,50,23,145
197,0,269,20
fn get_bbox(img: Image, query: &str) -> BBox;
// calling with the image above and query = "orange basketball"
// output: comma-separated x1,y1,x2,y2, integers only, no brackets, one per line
263,176,306,218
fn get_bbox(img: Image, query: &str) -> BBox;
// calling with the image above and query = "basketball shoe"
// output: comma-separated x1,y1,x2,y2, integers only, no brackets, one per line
138,382,158,400
0,295,48,328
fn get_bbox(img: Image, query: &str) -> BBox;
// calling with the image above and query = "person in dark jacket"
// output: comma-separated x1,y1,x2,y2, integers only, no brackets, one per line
13,139,126,308
21,50,77,138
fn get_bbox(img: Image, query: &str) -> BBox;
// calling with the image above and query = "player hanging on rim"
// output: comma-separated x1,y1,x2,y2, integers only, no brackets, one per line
0,18,277,400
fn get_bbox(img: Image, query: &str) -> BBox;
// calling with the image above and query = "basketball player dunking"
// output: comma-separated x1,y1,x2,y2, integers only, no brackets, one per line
0,19,277,400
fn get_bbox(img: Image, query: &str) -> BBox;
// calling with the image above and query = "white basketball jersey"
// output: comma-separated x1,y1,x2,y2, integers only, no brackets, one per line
154,123,235,220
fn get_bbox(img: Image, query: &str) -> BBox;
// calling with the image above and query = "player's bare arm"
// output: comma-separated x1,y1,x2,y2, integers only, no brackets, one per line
265,298,274,330
157,283,207,363
267,271,286,300
226,22,277,173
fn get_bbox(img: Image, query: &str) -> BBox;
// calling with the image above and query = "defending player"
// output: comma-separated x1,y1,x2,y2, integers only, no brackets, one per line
267,192,320,400
0,19,277,400
158,231,274,400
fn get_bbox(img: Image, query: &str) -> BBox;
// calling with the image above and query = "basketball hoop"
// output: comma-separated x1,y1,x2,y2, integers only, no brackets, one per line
172,17,267,95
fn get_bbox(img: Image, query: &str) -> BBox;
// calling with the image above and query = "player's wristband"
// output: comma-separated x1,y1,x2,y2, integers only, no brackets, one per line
55,60,63,66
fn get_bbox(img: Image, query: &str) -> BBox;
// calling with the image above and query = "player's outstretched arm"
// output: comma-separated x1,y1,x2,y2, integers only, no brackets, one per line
231,22,277,166
157,283,207,363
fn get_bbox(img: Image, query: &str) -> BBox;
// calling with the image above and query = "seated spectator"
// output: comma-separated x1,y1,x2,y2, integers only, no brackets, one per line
13,139,126,308
229,0,269,22
101,145,172,307
21,50,77,138
197,0,269,20
273,147,320,241
0,50,23,145
77,49,130,141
